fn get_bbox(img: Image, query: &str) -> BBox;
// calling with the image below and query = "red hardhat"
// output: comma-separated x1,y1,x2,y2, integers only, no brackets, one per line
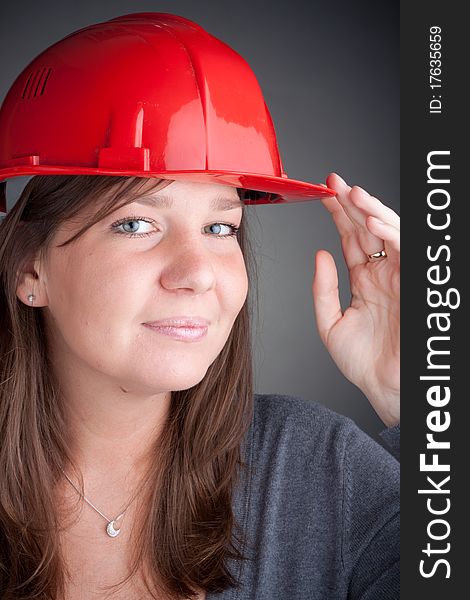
0,12,335,213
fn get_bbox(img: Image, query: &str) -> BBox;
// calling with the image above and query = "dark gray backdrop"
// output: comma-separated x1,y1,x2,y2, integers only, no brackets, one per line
0,0,399,444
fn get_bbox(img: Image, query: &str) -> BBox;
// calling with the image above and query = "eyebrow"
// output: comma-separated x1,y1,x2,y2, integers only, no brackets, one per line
132,193,244,211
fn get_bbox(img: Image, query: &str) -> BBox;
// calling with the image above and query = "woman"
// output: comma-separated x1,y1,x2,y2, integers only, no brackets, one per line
0,13,399,600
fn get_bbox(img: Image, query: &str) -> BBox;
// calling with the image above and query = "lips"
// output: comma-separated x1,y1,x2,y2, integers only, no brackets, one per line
143,318,209,342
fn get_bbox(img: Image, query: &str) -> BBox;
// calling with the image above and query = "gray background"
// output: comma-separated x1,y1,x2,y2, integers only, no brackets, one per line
0,0,399,444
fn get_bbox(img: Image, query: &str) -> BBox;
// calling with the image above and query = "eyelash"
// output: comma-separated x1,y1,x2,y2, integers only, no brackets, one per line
110,215,240,240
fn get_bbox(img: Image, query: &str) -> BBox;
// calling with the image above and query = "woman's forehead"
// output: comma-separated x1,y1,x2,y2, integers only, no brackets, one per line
142,179,240,198
114,179,244,212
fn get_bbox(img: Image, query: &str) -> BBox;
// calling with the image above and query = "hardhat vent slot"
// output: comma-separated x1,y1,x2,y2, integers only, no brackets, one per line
21,67,52,100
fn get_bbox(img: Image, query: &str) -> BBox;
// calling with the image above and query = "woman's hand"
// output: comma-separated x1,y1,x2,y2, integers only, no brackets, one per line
312,173,400,427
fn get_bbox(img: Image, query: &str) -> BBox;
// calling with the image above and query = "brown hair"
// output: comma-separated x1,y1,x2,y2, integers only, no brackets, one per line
0,175,259,599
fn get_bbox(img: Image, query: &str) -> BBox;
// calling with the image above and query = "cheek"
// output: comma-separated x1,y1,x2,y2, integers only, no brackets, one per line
218,252,249,317
45,249,146,352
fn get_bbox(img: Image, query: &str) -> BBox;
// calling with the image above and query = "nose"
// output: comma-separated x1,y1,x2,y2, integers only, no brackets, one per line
159,236,217,294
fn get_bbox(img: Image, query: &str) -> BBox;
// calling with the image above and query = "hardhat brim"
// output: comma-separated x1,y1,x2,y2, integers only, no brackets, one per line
0,166,335,207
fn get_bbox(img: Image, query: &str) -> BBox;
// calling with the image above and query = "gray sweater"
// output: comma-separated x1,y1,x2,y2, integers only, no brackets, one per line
209,393,400,599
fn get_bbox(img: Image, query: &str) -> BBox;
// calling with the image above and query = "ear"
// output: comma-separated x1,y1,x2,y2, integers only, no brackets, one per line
16,253,49,308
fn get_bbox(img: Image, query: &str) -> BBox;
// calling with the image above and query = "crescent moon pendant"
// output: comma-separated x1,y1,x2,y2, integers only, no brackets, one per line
106,520,121,537
106,513,124,538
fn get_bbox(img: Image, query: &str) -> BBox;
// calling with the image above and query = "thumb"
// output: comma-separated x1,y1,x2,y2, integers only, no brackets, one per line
312,250,342,346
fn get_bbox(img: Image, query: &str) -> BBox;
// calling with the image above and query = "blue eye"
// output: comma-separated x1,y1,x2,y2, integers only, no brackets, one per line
204,223,240,239
120,221,142,233
110,216,240,239
112,218,154,237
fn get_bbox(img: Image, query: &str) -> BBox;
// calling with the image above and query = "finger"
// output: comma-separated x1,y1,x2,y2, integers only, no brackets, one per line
320,192,355,237
320,185,368,269
312,249,343,346
326,173,373,229
326,173,385,256
366,216,400,255
350,187,400,230
339,232,371,269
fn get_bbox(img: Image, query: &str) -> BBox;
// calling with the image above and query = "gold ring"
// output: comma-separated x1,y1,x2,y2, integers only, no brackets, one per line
367,249,387,262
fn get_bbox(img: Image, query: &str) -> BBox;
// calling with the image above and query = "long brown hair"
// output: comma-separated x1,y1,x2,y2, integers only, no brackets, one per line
0,175,258,599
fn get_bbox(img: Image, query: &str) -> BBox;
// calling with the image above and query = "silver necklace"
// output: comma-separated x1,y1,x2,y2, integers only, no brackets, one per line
61,468,136,538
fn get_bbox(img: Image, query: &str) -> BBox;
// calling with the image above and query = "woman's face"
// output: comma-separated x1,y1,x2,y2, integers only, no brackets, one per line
36,179,248,394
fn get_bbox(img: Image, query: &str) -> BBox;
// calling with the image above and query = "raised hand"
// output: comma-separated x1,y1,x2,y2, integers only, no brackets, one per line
312,173,400,427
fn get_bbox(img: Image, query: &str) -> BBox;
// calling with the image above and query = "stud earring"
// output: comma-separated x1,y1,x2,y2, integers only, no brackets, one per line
27,293,35,304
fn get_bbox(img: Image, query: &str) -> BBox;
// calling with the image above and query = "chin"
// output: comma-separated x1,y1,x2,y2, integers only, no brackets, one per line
114,342,226,392
121,366,211,395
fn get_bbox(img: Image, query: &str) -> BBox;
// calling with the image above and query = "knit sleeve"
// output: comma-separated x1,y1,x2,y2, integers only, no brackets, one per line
342,421,400,600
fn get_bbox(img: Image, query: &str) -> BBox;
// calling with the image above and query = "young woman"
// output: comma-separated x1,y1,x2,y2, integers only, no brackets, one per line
0,13,399,600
